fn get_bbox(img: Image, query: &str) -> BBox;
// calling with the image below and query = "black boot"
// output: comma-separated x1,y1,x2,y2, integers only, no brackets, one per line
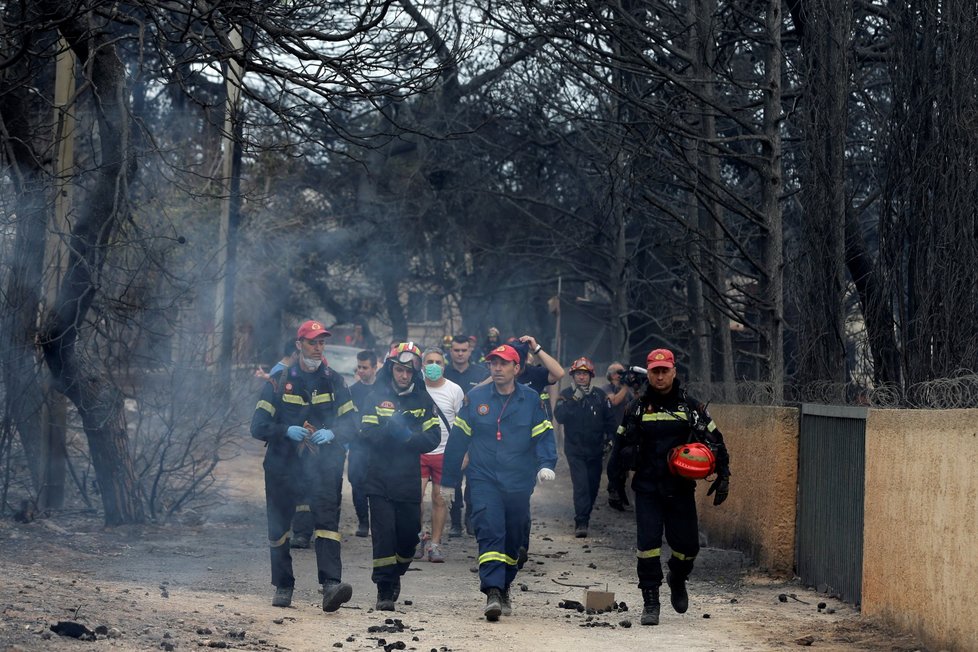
484,588,503,621
500,585,512,616
666,571,688,614
640,588,660,626
376,583,397,611
321,580,353,613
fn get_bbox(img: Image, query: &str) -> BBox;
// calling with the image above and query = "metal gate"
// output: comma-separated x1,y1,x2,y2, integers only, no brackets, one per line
796,403,867,606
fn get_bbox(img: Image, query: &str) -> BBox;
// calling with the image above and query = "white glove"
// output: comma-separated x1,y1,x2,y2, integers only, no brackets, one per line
438,485,455,510
537,468,556,483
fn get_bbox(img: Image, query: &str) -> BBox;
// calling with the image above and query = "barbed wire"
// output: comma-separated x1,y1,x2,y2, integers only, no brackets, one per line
687,372,978,409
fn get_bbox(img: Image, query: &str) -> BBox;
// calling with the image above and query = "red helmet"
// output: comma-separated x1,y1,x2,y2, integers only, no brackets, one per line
667,442,716,479
388,341,422,369
569,356,595,376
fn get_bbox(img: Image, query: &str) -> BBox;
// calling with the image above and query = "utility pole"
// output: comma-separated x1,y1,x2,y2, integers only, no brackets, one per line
39,41,76,510
214,29,244,395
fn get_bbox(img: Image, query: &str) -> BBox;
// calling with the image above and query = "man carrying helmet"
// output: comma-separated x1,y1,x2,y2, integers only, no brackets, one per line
359,342,441,610
553,356,618,538
439,344,557,622
250,320,360,612
608,348,730,626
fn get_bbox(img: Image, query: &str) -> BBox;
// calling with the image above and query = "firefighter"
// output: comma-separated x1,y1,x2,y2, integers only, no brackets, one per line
250,320,359,612
553,356,618,538
358,342,441,611
440,344,557,622
608,348,731,626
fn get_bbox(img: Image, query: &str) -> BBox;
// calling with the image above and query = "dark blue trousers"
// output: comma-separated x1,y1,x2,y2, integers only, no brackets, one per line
469,477,531,592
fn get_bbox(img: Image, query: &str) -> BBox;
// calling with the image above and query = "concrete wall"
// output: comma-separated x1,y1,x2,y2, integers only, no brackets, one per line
696,405,799,575
862,409,978,652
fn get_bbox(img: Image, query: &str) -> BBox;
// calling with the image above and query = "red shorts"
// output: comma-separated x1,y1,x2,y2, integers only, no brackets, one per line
420,453,444,485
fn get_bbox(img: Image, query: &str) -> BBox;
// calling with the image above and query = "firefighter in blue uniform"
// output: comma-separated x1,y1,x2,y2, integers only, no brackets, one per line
250,320,359,612
608,348,731,626
358,342,441,610
440,344,557,622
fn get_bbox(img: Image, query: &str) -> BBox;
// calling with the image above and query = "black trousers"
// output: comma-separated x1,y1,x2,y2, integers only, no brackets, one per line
566,451,603,527
633,488,699,589
347,446,370,525
368,494,420,586
264,451,344,588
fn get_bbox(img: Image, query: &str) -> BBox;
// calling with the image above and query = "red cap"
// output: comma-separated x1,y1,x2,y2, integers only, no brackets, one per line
297,320,331,340
486,344,520,364
646,348,675,370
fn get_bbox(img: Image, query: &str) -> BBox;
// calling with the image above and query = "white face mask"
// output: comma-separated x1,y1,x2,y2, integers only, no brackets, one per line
300,355,322,370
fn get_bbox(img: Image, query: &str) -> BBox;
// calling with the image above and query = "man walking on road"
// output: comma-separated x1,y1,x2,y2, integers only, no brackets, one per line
443,334,489,537
250,320,359,612
440,344,557,622
608,348,731,626
348,349,379,537
553,356,618,538
358,342,441,610
417,347,464,562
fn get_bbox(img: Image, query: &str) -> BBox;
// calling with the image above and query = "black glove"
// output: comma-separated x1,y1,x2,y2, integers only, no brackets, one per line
707,475,729,506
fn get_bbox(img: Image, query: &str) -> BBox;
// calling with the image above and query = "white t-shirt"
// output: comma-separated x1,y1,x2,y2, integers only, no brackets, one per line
425,378,465,455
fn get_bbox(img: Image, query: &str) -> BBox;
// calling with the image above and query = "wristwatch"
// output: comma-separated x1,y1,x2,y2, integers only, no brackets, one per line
532,345,543,354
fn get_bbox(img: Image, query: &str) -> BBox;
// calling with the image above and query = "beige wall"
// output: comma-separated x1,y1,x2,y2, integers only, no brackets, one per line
862,409,978,652
696,405,799,575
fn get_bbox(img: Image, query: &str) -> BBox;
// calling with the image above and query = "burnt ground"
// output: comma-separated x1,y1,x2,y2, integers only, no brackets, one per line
0,439,927,651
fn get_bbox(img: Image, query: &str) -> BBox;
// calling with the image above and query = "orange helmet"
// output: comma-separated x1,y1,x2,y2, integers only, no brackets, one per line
569,356,595,376
667,442,716,479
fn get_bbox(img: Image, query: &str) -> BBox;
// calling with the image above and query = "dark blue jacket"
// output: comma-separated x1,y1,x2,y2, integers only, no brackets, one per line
358,364,440,502
250,363,359,467
442,382,557,494
554,385,617,457
444,363,490,395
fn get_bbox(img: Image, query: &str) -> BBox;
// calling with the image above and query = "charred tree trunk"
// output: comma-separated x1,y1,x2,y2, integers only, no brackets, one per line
795,0,852,385
36,1,144,525
0,70,48,488
759,0,785,401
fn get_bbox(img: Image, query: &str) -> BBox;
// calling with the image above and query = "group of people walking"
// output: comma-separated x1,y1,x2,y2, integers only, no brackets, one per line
250,320,731,627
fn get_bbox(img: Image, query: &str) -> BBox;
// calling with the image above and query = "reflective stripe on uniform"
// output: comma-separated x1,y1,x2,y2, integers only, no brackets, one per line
395,553,414,564
257,400,276,416
422,417,440,431
295,504,310,513
539,392,550,401
270,530,293,547
671,550,696,561
707,420,717,432
479,551,518,566
337,400,356,416
636,547,661,559
376,407,395,417
405,408,425,418
373,556,397,568
313,529,341,542
282,394,306,406
455,416,472,436
311,393,333,404
531,419,553,437
616,425,625,435
362,414,380,425
641,412,686,422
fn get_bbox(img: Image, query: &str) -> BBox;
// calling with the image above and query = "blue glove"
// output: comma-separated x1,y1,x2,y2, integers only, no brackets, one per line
286,425,307,442
388,412,413,442
311,428,335,445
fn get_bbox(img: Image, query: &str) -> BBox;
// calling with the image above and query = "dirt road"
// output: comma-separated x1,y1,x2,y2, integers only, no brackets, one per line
0,440,925,651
